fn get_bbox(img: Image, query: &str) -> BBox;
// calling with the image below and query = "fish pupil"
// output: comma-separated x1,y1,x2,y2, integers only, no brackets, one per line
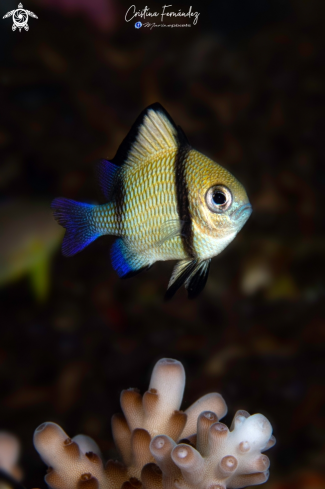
213,191,226,206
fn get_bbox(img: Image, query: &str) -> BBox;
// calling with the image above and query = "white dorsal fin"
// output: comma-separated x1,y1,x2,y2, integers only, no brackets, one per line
129,108,178,163
111,103,189,168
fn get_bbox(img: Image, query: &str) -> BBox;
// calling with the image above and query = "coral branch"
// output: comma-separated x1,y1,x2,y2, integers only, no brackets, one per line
34,358,275,489
0,432,22,481
181,393,227,439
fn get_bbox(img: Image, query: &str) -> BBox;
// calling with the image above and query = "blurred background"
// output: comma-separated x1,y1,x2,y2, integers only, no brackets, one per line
0,0,324,487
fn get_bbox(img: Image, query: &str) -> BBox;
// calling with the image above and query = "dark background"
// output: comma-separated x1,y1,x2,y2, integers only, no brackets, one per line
0,0,325,487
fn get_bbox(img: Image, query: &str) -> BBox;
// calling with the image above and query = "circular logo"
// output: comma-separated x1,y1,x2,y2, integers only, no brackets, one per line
13,9,28,27
135,21,142,29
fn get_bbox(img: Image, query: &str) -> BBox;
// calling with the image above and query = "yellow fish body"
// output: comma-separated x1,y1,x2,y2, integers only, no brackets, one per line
52,103,252,298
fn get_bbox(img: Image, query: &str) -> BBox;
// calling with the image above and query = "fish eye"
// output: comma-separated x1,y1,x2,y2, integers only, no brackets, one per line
206,185,232,213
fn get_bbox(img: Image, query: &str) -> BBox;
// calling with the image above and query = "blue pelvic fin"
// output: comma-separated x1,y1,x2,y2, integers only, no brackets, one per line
51,198,100,257
97,159,121,201
111,238,151,278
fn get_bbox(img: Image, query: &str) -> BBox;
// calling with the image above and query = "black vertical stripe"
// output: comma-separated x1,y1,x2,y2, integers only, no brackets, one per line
114,173,125,234
175,146,195,258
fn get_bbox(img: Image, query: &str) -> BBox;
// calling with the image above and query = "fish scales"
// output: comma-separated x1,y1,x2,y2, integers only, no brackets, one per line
52,103,252,298
93,149,184,260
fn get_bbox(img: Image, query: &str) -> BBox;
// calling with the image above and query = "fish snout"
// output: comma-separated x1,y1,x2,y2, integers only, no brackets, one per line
230,203,252,226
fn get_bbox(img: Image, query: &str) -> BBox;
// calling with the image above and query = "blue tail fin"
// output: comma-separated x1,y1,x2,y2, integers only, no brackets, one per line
51,198,100,256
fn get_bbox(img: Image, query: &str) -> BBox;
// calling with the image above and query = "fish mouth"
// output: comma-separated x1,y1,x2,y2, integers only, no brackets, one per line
231,203,253,223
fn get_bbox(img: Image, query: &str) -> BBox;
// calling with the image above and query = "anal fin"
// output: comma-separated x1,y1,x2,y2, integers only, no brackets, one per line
111,238,151,279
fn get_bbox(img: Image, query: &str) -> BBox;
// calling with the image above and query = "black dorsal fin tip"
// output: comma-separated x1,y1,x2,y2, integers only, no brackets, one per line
177,124,191,147
111,103,189,167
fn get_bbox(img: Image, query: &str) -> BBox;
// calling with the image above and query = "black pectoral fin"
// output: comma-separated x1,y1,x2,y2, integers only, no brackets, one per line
186,260,211,299
165,259,198,301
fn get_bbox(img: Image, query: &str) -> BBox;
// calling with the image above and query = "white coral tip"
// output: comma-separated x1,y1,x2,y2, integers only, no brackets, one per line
232,414,272,449
149,358,185,412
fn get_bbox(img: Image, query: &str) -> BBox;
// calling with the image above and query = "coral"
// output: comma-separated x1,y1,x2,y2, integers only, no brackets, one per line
34,358,275,489
0,431,23,481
